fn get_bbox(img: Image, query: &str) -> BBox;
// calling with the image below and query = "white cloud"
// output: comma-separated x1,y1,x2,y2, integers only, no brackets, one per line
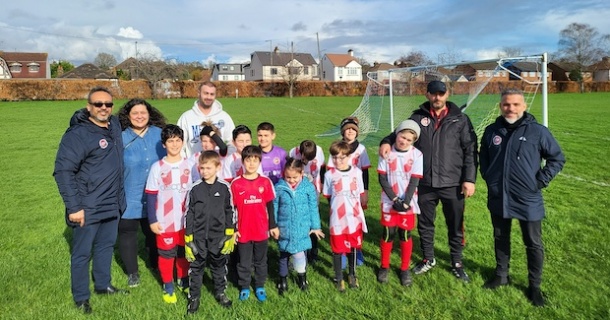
117,27,143,39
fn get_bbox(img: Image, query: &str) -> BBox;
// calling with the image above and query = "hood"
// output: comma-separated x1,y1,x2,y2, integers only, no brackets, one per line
190,99,225,117
69,108,90,127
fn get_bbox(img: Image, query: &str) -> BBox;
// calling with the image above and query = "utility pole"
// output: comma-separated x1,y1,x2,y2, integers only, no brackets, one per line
316,32,322,80
135,41,139,80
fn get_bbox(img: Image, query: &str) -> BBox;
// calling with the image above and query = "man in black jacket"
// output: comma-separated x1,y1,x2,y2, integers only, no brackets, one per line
379,80,478,282
54,86,128,314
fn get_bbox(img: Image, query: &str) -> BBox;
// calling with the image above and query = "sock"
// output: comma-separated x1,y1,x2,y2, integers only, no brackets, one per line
158,256,175,284
400,239,413,271
347,249,356,276
163,282,175,295
380,240,393,269
333,254,343,281
175,257,190,279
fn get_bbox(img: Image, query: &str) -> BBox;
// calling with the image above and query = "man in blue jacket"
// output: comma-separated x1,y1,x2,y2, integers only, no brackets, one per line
479,89,565,307
54,86,129,314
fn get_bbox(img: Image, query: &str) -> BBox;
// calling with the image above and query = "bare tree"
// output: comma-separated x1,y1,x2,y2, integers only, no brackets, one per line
395,50,434,67
558,22,610,69
93,52,118,70
437,46,464,64
497,46,523,59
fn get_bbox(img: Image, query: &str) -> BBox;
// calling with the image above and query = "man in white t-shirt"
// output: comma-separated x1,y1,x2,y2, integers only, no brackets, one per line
177,81,235,158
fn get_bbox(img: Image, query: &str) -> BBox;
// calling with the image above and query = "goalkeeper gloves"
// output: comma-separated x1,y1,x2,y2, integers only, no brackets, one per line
200,125,214,137
392,198,410,212
185,234,198,262
220,228,235,255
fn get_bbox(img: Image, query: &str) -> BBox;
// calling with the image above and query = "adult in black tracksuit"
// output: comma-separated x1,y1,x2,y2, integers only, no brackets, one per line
380,80,477,282
184,152,236,313
53,87,128,314
479,89,565,307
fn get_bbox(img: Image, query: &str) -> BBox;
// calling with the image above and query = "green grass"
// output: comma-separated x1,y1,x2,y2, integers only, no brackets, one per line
0,93,609,319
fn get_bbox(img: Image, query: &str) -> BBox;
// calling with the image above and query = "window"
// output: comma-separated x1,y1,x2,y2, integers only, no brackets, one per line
222,65,228,70
27,63,40,73
303,66,309,75
271,68,278,75
288,67,300,75
222,75,228,81
338,67,344,75
234,75,239,80
348,67,358,75
250,70,254,77
9,63,22,73
230,66,235,71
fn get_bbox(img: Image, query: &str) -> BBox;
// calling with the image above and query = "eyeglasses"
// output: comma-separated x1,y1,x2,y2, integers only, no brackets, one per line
332,155,348,161
90,102,114,108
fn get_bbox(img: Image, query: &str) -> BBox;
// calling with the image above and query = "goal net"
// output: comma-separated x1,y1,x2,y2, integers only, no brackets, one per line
317,54,548,143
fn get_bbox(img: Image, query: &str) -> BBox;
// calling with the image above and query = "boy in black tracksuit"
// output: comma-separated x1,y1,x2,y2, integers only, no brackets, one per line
185,151,236,314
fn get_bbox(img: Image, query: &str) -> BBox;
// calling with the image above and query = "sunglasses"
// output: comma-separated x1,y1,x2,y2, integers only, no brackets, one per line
90,102,114,108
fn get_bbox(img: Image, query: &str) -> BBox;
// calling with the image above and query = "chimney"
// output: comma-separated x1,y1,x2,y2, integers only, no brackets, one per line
274,46,279,54
348,49,353,57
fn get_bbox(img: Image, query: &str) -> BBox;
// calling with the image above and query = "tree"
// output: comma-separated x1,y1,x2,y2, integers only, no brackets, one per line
356,57,372,75
437,46,464,64
93,53,118,70
557,22,610,69
498,46,523,59
395,50,434,67
50,60,75,78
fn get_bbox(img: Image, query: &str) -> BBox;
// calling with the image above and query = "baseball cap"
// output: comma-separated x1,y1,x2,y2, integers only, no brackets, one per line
395,119,421,141
427,80,447,94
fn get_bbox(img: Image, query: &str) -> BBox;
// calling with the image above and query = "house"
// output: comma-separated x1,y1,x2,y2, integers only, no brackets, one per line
59,63,117,80
0,51,49,79
469,62,509,81
547,61,592,82
211,63,247,81
504,61,551,83
321,49,363,81
244,48,318,81
367,62,394,82
589,57,610,82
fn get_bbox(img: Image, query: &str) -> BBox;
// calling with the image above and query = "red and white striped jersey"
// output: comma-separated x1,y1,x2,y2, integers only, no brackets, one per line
323,166,368,236
377,146,424,213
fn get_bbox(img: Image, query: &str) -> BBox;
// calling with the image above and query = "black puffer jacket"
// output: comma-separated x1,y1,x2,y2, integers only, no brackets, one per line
382,101,478,188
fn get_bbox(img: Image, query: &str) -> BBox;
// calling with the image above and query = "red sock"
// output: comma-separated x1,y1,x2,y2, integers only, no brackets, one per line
380,240,393,269
158,256,175,284
400,239,413,271
175,257,190,279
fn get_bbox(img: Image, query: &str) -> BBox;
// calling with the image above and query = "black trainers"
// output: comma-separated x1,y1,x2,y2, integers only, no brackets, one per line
528,286,545,307
215,293,232,308
400,270,413,287
75,300,92,314
377,268,389,283
127,273,140,288
483,276,511,289
413,258,436,275
347,275,359,289
277,277,288,295
451,262,470,283
186,297,200,314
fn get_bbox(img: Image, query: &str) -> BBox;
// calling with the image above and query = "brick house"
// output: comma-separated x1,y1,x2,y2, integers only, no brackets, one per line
0,51,49,79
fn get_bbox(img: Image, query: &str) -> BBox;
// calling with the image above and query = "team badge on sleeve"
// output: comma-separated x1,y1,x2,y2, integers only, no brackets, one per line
99,139,108,149
420,117,430,127
493,135,502,145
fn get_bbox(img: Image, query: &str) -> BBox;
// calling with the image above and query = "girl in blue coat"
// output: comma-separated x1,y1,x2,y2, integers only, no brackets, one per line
273,158,325,295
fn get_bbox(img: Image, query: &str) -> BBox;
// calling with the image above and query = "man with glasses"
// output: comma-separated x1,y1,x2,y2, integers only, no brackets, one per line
54,86,129,314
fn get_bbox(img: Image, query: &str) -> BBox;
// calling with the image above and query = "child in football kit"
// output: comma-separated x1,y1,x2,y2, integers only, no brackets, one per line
145,124,193,303
274,158,325,295
257,122,287,184
221,124,256,182
376,120,423,286
323,140,368,292
231,145,279,302
189,121,228,181
327,117,370,266
184,151,236,314
288,140,325,264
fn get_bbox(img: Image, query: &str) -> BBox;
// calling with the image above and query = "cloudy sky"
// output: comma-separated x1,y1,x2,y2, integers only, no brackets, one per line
1,0,608,66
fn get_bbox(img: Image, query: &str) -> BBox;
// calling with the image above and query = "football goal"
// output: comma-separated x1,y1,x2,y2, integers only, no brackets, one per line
317,53,549,142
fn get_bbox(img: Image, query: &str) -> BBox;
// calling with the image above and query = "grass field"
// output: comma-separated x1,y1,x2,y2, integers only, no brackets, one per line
0,93,609,319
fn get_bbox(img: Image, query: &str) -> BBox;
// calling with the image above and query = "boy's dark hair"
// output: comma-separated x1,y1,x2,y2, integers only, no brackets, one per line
233,124,252,140
299,140,317,161
161,124,184,144
199,150,221,166
87,86,113,102
241,145,262,161
329,140,351,156
284,157,304,174
257,122,275,132
118,98,167,130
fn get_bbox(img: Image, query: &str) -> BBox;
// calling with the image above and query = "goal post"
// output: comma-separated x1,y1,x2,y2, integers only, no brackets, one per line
318,53,549,142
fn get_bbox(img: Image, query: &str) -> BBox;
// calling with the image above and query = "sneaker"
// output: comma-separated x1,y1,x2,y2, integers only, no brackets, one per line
451,262,470,283
75,300,92,314
239,289,250,301
347,275,359,289
177,277,190,294
377,268,389,283
255,287,267,302
336,280,346,293
215,293,232,308
186,298,200,314
483,276,511,289
400,270,413,287
413,258,436,275
127,273,140,288
163,283,177,304
528,286,545,307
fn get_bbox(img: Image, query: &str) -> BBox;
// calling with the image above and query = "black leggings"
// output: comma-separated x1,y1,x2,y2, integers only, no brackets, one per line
118,218,158,274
